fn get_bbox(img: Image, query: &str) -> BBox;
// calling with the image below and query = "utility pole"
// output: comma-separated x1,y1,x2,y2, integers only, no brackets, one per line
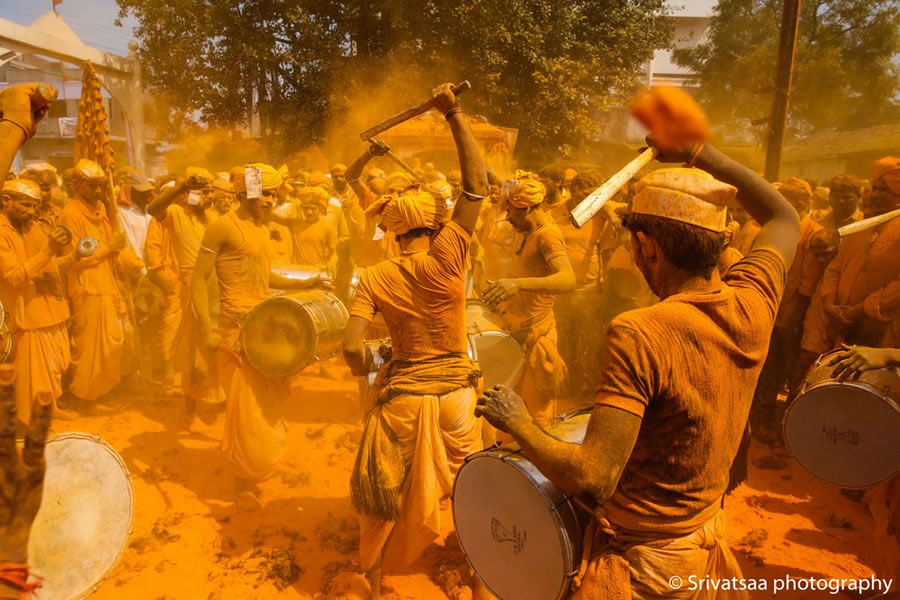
764,0,802,182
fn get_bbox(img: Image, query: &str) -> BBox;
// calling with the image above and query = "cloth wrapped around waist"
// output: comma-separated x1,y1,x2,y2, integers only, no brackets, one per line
571,505,746,600
351,354,481,521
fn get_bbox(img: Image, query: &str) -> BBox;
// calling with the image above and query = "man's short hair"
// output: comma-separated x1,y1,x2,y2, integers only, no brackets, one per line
571,170,604,191
830,174,863,197
538,165,566,184
623,213,726,279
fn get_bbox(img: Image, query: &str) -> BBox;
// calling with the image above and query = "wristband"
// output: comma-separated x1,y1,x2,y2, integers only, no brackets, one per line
445,107,462,121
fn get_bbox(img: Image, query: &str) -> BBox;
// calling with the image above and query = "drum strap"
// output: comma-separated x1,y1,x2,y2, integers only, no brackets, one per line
0,564,41,597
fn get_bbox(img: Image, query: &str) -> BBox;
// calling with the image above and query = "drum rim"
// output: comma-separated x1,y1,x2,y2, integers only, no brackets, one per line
34,432,134,599
451,449,576,600
784,381,900,488
241,294,319,376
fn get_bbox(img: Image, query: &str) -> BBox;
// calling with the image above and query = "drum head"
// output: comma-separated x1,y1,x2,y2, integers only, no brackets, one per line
471,332,525,389
453,454,570,600
785,383,900,488
242,296,315,377
28,433,133,599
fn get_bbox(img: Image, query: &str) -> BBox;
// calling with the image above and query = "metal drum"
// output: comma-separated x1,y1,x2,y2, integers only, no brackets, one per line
271,264,327,284
453,410,592,600
785,349,900,488
466,299,525,389
241,289,349,376
27,433,133,600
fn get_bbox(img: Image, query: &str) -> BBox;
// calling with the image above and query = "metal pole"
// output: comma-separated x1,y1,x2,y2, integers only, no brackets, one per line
764,0,802,182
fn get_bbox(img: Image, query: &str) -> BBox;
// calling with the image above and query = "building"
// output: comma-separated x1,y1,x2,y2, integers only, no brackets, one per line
783,124,900,183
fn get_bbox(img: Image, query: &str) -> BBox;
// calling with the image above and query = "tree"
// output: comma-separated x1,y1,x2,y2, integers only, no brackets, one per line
116,0,672,161
674,0,899,139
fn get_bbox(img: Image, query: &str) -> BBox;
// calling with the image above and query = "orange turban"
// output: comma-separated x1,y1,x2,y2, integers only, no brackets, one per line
378,189,447,235
211,179,234,193
632,168,736,232
298,186,330,209
2,178,41,201
231,163,285,194
330,163,347,176
506,171,546,208
306,171,331,190
872,157,900,195
74,159,105,181
385,172,414,193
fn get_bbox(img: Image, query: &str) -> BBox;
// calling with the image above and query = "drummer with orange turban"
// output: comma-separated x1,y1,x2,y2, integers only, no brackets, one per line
481,171,576,426
60,159,142,407
0,179,75,426
341,84,489,597
477,137,801,599
192,162,327,510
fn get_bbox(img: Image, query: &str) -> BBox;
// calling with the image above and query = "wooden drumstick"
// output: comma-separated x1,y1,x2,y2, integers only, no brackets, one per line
838,208,900,237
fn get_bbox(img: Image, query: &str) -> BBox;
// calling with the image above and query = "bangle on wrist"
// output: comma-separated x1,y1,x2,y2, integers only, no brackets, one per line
686,142,705,168
445,107,462,121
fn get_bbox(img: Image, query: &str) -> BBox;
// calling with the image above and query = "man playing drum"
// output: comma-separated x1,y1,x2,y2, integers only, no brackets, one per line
191,163,326,510
477,137,800,599
341,83,489,597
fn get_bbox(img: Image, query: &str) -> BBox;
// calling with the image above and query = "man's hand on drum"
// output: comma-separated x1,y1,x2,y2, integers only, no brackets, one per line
476,385,532,434
481,279,521,308
0,369,52,564
828,344,900,381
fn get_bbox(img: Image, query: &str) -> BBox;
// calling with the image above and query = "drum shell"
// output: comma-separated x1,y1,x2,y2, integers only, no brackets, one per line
466,299,525,389
241,289,349,377
785,349,900,488
452,413,592,600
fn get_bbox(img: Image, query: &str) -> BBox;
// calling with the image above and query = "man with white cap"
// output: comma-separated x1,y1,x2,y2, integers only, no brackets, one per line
0,178,75,426
477,138,800,599
20,162,62,226
60,159,142,408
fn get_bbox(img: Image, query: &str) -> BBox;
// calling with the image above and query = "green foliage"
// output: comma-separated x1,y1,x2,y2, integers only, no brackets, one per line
674,0,900,138
116,0,672,160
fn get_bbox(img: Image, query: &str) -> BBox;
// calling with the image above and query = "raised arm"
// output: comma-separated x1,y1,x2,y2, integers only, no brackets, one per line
0,84,51,177
432,84,488,234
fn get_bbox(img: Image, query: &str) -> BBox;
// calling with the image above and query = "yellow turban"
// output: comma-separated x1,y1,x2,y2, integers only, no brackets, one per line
306,171,331,190
231,163,285,194
872,157,900,195
506,171,546,208
298,186,330,209
330,163,347,176
2,178,41,201
378,189,447,236
186,166,214,183
211,179,234,193
385,172,414,193
74,159,105,181
632,168,736,232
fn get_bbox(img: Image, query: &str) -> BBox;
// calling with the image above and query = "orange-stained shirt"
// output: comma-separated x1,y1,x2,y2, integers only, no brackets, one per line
269,221,293,266
59,197,124,298
596,249,786,535
158,204,213,276
502,221,568,323
350,221,469,361
0,214,70,330
215,213,272,323
775,215,825,328
717,246,743,275
820,216,900,313
550,204,599,286
291,217,336,268
145,217,177,275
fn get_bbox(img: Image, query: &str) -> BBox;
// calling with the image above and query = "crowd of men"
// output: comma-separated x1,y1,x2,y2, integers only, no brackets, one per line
1,80,899,599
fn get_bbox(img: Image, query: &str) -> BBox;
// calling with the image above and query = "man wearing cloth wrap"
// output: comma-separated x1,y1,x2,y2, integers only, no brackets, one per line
192,163,323,510
342,84,489,596
482,172,576,425
477,137,800,599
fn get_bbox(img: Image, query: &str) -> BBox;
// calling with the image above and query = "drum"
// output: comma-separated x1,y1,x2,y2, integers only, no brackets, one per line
241,289,349,376
466,299,525,389
453,411,592,600
27,433,133,600
271,264,327,284
785,349,900,488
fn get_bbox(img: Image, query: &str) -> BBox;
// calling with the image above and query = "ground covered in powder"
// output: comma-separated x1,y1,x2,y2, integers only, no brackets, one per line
48,358,882,599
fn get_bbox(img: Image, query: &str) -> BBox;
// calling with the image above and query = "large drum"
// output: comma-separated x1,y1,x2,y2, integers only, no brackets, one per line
785,349,900,488
27,433,133,599
466,299,525,389
241,289,349,376
453,410,592,600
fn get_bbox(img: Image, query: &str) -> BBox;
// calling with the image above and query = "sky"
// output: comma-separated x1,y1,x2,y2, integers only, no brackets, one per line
0,0,137,56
